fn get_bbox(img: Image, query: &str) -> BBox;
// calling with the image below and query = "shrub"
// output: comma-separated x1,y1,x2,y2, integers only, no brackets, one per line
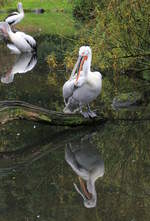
72,0,100,21
66,0,150,74
0,0,9,7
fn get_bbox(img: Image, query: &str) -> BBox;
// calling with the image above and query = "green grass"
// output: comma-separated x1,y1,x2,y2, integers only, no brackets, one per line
0,0,72,11
0,0,77,36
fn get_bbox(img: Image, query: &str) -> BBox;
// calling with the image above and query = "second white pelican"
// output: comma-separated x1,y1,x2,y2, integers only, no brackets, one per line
63,46,102,118
4,2,24,27
0,22,36,53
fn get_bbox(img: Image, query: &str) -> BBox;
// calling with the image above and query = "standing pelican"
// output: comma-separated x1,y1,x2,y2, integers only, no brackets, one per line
1,53,37,84
65,143,104,208
4,2,24,27
0,22,36,53
63,46,102,118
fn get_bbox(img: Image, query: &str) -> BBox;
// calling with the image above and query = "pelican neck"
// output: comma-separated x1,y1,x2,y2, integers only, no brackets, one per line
19,8,24,14
8,27,14,36
87,178,96,195
83,54,92,74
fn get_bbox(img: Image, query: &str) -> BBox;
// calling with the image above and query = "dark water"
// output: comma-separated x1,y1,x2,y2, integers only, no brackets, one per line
0,33,150,221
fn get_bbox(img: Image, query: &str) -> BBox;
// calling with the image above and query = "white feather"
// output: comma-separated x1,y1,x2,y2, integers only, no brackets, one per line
7,43,21,54
0,22,36,53
5,2,24,26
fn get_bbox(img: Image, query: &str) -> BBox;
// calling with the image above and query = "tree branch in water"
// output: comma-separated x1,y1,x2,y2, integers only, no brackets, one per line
0,100,105,127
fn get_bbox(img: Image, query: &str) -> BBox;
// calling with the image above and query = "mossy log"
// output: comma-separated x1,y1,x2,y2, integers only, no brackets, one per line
0,98,149,128
0,100,106,127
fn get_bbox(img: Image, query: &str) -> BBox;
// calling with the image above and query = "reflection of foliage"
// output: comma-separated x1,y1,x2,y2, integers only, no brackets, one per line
47,72,58,86
37,34,73,66
0,121,54,152
94,121,150,221
0,122,150,221
46,54,57,70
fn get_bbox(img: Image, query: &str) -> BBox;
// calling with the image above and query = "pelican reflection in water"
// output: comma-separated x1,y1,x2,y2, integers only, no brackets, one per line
1,53,37,84
65,142,104,208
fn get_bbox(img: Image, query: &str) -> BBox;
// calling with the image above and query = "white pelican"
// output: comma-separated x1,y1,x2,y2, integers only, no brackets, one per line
63,46,102,118
4,2,24,27
1,53,37,84
0,22,36,53
65,144,104,208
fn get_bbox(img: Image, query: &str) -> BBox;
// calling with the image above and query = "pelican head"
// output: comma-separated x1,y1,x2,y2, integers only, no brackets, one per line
1,74,14,84
79,46,92,58
18,2,23,12
70,46,92,81
74,177,97,208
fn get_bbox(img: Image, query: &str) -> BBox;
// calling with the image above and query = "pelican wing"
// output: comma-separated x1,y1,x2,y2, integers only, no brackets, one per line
63,79,76,102
23,34,36,50
65,145,89,177
11,53,37,74
18,32,36,50
24,54,37,73
5,12,19,25
63,72,86,101
5,12,18,20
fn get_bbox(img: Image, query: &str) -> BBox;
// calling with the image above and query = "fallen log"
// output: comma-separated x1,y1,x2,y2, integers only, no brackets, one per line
1,99,150,128
0,100,106,127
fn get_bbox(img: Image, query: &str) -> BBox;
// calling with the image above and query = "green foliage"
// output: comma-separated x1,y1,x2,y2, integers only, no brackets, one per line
72,0,99,21
0,0,9,7
69,0,150,74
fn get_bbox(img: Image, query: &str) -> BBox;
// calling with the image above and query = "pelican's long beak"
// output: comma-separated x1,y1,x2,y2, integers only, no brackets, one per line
75,55,88,83
70,55,88,81
70,56,81,80
74,177,92,201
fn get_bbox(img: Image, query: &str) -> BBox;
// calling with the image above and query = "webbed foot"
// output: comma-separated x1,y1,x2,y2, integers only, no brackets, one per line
80,111,90,118
88,110,97,118
80,110,97,118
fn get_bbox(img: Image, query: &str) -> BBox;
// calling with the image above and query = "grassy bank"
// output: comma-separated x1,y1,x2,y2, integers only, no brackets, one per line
0,0,71,11
0,0,77,35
